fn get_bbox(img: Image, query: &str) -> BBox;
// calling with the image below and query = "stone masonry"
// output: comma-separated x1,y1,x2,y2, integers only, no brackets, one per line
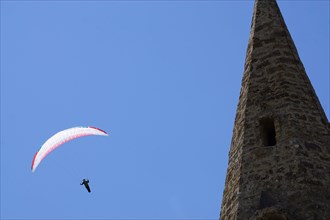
220,0,330,219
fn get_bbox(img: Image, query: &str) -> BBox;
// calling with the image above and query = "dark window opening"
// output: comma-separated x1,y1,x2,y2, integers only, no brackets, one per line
260,118,276,146
264,215,286,220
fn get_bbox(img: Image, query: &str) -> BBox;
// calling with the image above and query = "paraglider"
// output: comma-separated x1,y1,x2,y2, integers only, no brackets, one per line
80,179,91,193
31,126,108,172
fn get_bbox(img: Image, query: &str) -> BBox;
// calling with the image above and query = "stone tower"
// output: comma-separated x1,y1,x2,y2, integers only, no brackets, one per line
220,0,330,219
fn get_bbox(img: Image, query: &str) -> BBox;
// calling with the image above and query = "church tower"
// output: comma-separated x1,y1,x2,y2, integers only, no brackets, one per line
220,0,330,219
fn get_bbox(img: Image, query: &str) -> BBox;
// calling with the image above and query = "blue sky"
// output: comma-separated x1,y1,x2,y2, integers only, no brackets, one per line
1,1,329,219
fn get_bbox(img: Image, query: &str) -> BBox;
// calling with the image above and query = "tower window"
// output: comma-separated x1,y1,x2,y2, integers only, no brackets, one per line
260,118,276,146
263,214,287,220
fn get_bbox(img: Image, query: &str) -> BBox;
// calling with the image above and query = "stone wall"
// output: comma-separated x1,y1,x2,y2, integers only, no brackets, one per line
220,0,330,219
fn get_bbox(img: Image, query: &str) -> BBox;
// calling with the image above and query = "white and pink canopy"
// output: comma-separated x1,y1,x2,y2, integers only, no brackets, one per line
31,126,108,172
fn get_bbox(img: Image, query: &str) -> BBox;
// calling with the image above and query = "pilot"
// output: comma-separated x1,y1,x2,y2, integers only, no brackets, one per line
80,179,91,193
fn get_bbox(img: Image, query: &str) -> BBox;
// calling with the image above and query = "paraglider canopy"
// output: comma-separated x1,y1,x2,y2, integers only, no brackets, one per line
31,126,108,172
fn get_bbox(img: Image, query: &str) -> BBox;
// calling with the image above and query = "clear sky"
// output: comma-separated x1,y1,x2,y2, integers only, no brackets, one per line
1,1,329,219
